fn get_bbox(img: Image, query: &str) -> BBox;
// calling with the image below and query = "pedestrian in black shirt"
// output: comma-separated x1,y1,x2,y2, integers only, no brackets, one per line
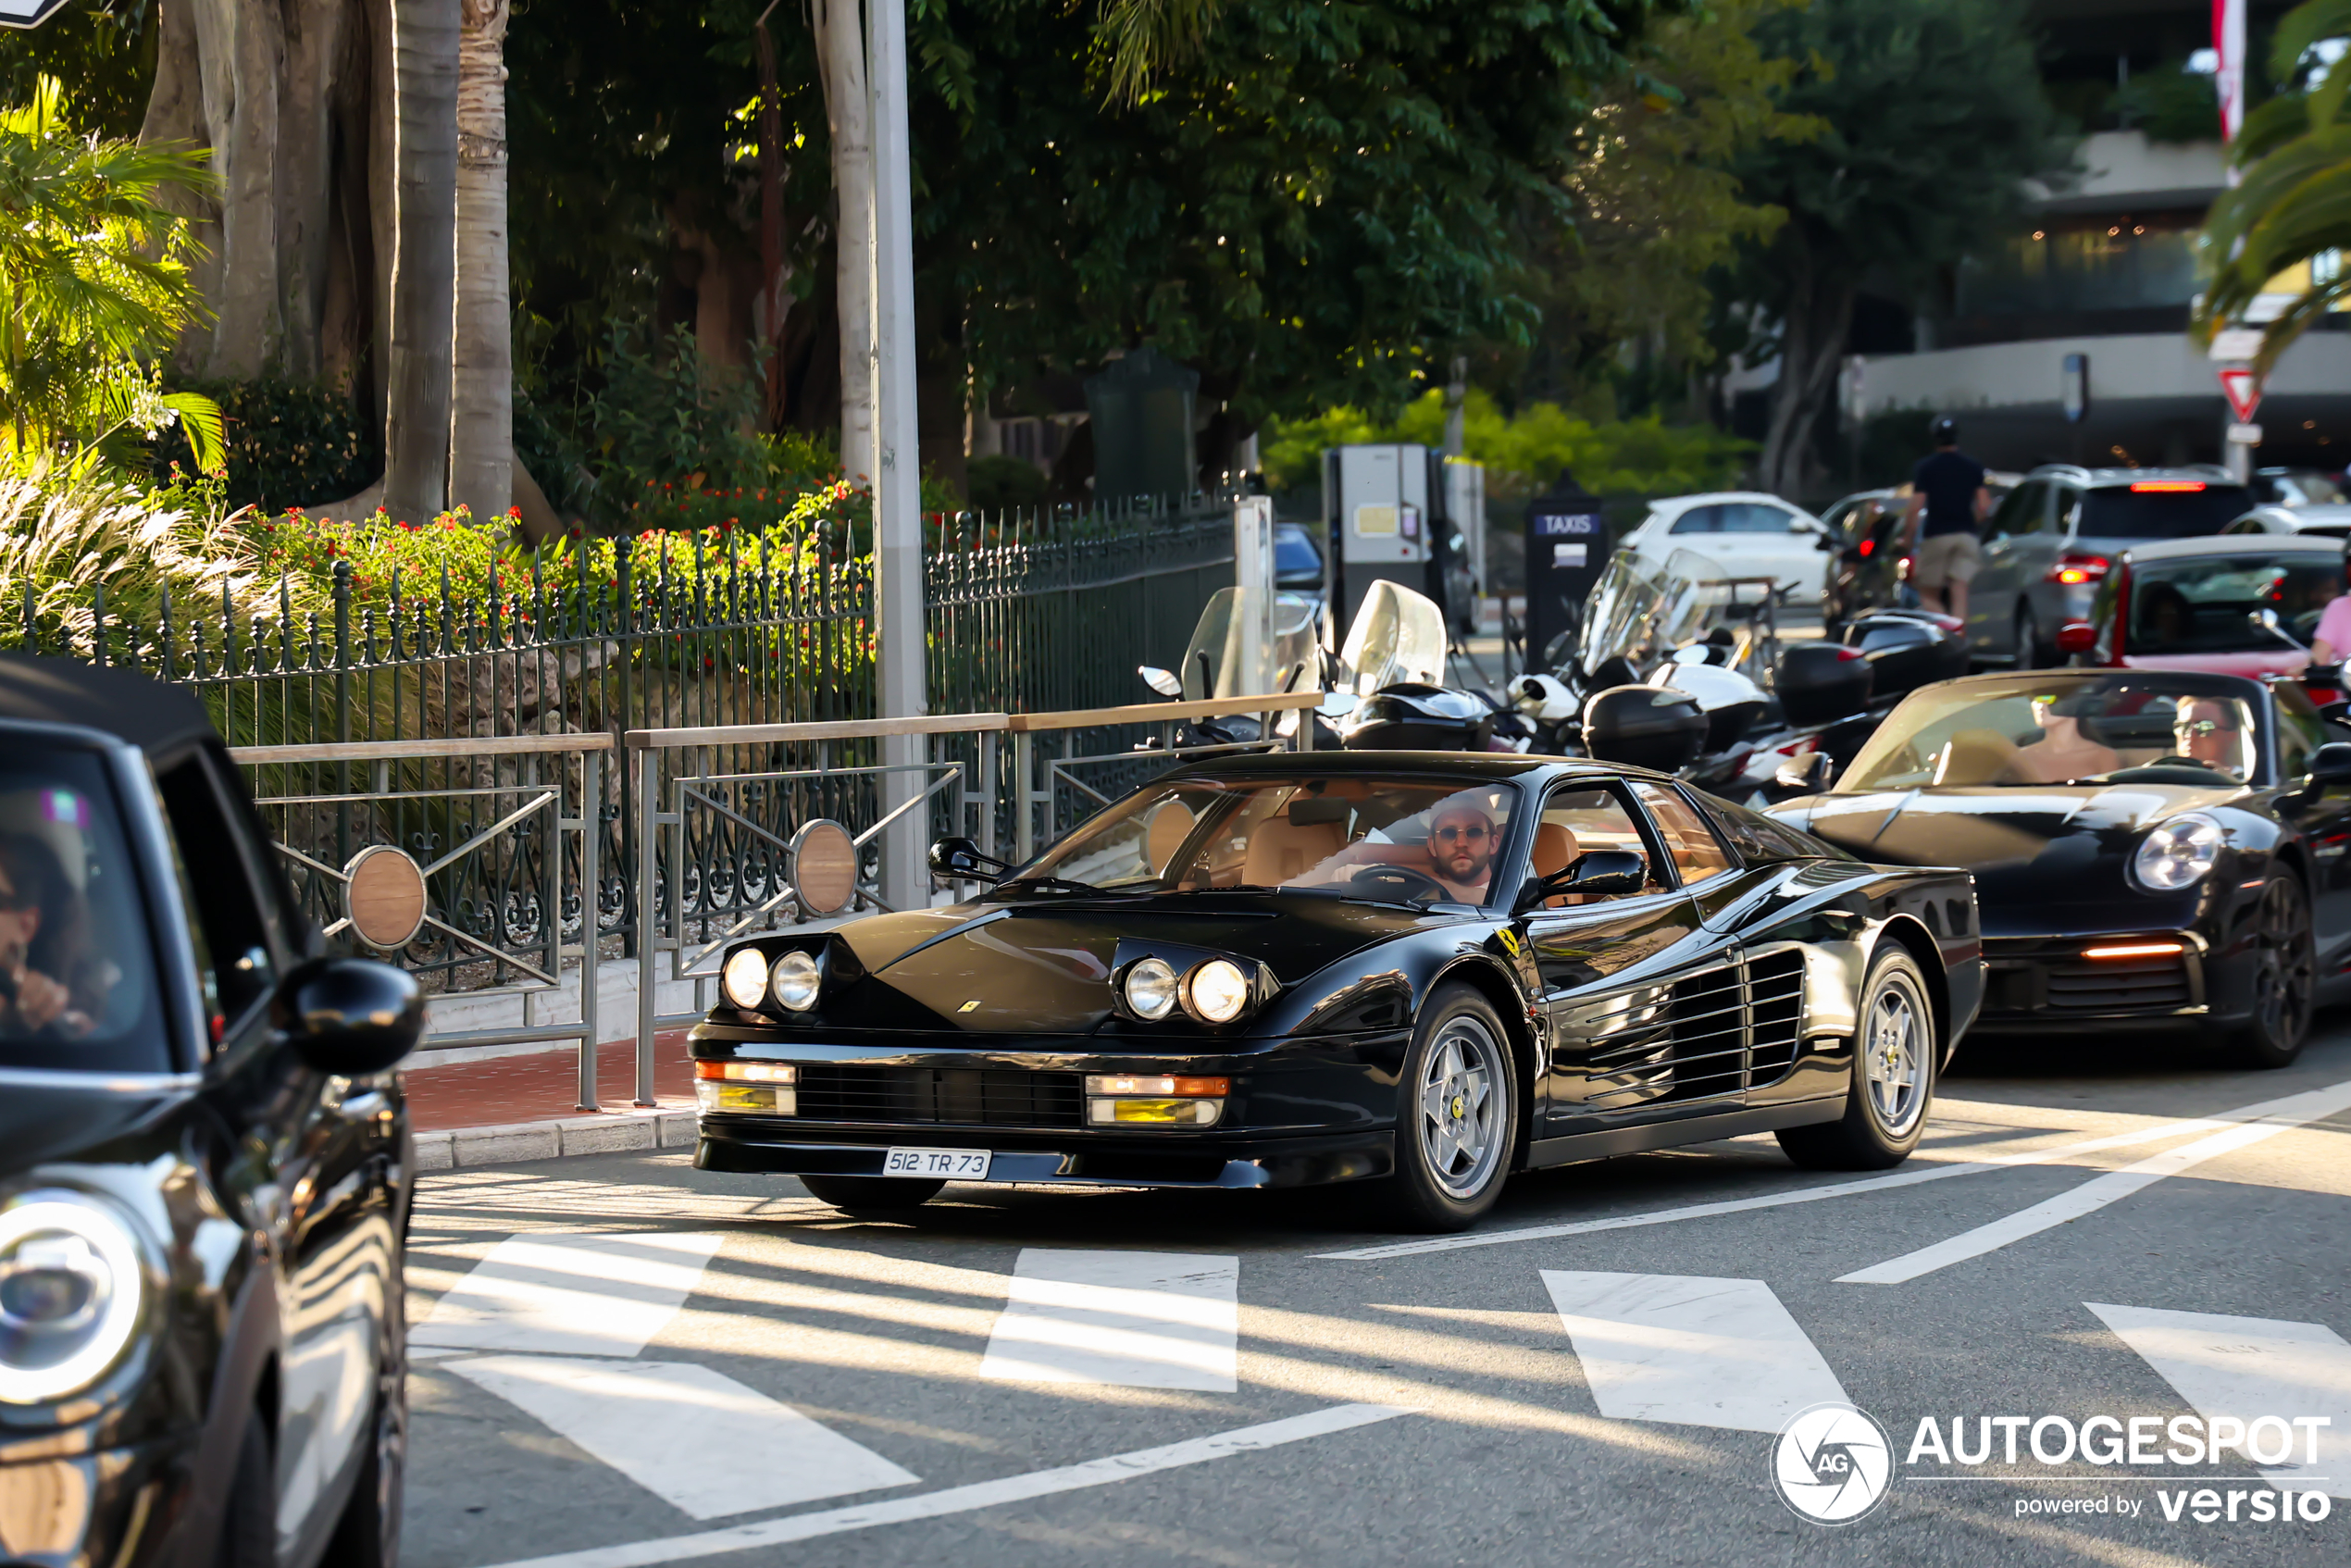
1902,417,1990,621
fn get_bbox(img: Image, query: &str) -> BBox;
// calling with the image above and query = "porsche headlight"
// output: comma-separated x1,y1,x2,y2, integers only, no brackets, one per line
1124,957,1179,1020
769,949,823,1012
1185,959,1251,1024
0,1193,147,1405
2133,815,2225,891
722,949,770,1011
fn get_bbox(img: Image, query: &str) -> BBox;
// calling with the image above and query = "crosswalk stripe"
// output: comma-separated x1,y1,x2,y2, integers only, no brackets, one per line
1837,1077,2351,1285
412,1232,727,1357
1541,1271,1849,1434
449,1355,921,1519
2086,1303,2351,1499
978,1250,1238,1391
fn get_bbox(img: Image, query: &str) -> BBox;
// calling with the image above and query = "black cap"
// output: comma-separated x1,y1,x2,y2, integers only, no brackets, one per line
1931,417,1959,445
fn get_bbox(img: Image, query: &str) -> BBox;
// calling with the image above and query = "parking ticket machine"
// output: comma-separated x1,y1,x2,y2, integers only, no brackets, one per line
1324,443,1435,641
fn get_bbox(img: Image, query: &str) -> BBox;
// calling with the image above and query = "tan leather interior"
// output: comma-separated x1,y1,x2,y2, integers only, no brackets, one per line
1531,822,1583,908
1243,816,1345,886
1145,801,1196,876
1934,728,2021,787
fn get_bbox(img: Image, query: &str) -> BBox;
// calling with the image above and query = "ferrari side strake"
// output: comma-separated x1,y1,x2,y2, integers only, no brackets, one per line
691,752,1983,1231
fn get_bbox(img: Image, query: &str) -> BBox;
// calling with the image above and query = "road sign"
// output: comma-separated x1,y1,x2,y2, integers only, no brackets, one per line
0,0,71,28
2208,329,2265,361
2061,354,2090,423
2228,422,2264,445
2219,367,2263,423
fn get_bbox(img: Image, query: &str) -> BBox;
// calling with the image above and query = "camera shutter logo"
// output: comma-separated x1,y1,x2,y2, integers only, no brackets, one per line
1773,1402,1893,1524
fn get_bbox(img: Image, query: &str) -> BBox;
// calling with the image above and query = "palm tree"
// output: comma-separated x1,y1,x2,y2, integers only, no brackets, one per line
451,0,513,523
2194,0,2351,373
0,76,219,467
384,0,461,522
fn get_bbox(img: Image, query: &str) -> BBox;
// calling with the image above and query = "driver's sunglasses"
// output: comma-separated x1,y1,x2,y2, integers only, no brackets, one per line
2173,718,2235,738
1431,825,1491,842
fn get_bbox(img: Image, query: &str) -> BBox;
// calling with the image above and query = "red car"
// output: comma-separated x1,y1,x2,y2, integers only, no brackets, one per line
2066,533,2347,702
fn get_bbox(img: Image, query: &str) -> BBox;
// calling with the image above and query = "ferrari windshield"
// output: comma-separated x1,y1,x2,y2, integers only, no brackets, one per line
1840,675,2261,790
1015,776,1523,907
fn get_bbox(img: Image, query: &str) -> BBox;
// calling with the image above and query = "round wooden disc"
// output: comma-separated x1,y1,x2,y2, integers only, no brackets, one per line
344,845,428,951
789,819,859,917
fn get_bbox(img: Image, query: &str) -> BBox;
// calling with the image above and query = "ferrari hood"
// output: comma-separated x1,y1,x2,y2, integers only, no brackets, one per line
827,896,1426,1033
1784,783,2243,870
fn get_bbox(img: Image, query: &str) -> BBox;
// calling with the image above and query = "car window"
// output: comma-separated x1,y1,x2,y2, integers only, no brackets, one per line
1530,785,1661,906
1631,782,1735,886
1841,675,2262,789
156,755,280,1040
1701,794,1851,865
1990,482,2046,538
2126,552,2345,653
2275,684,2327,778
1670,502,1796,536
2078,483,2253,539
0,743,164,1072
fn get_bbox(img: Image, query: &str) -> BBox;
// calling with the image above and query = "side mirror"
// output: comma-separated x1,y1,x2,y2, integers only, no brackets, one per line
273,956,423,1076
1138,665,1183,698
2055,621,2097,657
1774,751,1836,793
2309,741,2351,785
1515,850,1648,911
927,836,1009,879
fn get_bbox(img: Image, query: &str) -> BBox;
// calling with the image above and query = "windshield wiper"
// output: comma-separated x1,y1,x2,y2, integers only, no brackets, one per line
1007,875,1106,893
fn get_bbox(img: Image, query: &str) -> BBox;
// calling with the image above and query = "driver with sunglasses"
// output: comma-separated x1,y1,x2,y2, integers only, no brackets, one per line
1421,801,1499,902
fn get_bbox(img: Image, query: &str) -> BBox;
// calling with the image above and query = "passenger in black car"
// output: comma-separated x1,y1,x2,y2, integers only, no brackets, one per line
0,831,97,1039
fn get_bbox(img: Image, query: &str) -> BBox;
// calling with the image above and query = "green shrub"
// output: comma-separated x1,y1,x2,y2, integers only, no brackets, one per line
2116,65,2220,145
147,376,377,514
965,454,1050,512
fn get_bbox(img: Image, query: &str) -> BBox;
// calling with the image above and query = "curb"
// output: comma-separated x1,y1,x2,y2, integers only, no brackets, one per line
415,1109,700,1171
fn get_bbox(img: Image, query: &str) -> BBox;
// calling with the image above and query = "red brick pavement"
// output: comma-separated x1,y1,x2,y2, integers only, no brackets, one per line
401,1028,698,1133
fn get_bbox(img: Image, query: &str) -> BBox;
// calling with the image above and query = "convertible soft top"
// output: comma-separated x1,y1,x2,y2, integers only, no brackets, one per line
0,653,218,759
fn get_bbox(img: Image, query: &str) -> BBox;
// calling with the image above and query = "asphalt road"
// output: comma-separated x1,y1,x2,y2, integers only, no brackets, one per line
400,1023,2351,1568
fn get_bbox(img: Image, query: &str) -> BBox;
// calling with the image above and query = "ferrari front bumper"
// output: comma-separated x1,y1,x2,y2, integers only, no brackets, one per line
694,1121,1396,1189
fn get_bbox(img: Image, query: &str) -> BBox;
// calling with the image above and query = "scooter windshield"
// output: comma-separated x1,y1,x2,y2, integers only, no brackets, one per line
1338,579,1449,695
1179,587,1324,700
1574,549,1732,678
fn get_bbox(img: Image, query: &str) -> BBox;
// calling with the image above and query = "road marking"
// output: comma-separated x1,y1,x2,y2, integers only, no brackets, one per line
1838,1076,2351,1284
978,1250,1239,1391
466,1402,1416,1568
1540,1272,1847,1433
2085,1303,2351,1498
411,1231,726,1357
1317,1077,2351,1263
448,1356,920,1519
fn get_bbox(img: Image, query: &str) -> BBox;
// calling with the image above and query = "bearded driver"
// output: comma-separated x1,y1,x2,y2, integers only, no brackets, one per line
1423,800,1499,902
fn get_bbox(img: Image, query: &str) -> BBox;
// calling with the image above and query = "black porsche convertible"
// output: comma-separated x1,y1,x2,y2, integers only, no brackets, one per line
692,753,1984,1230
1767,667,2351,1067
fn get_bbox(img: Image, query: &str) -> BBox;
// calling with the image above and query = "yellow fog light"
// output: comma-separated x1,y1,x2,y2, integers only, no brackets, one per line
1087,1097,1224,1126
695,1081,796,1114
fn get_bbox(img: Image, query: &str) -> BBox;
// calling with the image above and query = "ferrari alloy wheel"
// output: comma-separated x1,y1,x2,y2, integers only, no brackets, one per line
2227,869,2314,1069
1777,947,1936,1171
799,1175,947,1213
1383,985,1518,1231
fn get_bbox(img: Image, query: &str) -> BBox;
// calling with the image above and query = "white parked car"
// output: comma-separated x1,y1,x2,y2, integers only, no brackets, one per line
1616,491,1830,600
2221,502,2351,540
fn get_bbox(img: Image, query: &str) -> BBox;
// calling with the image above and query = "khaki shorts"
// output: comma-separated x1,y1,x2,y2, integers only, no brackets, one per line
1913,530,1982,589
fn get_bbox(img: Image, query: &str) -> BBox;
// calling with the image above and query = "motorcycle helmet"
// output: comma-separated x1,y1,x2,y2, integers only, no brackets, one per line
1582,685,1709,774
1512,673,1579,722
1338,683,1496,752
1931,416,1959,445
1839,612,1968,702
1657,661,1769,753
1775,641,1875,728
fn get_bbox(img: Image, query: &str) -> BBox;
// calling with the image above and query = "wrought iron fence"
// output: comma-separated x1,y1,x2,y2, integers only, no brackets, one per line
6,498,1236,997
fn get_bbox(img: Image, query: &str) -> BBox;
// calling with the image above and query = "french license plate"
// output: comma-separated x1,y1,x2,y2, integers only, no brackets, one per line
882,1147,992,1179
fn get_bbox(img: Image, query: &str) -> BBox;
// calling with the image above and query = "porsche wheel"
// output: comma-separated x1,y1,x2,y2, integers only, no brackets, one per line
799,1175,946,1213
2226,869,2314,1069
1777,947,1935,1171
1382,986,1518,1232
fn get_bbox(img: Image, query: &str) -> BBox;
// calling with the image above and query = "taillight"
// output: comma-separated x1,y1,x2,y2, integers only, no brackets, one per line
2046,554,2109,586
1859,539,1874,557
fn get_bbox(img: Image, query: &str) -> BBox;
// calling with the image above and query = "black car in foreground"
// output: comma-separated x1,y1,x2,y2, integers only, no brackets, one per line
1768,667,2351,1066
693,753,1984,1230
0,656,423,1568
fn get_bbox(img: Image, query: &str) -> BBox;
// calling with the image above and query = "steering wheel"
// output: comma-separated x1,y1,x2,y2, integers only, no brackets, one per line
1344,863,1449,902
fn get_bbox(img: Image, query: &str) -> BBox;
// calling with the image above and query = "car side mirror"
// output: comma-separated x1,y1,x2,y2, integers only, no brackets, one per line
2309,741,2351,786
1775,751,1836,793
1138,665,1183,698
1515,849,1648,911
272,956,423,1076
2055,621,2097,657
927,836,1009,879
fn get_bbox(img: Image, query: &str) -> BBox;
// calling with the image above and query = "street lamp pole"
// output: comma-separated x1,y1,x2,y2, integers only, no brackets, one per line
868,0,927,912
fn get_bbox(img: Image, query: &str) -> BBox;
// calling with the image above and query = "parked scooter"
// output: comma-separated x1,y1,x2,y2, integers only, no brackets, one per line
1136,586,1328,749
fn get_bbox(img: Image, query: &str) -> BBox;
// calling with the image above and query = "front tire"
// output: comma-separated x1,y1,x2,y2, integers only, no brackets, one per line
799,1175,946,1213
1379,985,1519,1232
1777,947,1936,1171
215,1411,274,1568
2226,868,2314,1069
322,1283,406,1568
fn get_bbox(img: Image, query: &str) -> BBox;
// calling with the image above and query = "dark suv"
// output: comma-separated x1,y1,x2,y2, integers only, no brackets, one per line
1964,465,2251,668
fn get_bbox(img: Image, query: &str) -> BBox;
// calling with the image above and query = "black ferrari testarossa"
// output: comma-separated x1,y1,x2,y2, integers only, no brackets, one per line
1768,667,2351,1068
692,752,1983,1230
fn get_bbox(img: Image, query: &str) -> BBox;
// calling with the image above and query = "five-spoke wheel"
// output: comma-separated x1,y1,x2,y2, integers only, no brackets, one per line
1386,985,1518,1230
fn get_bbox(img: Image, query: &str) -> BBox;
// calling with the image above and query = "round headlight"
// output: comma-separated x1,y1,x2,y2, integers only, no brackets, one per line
1186,958,1251,1024
2133,814,2225,891
769,949,823,1012
722,949,770,1011
1123,957,1179,1020
0,1193,147,1405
